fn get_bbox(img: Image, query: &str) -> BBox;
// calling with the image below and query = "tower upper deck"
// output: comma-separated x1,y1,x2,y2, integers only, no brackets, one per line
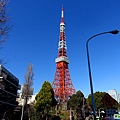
55,5,69,64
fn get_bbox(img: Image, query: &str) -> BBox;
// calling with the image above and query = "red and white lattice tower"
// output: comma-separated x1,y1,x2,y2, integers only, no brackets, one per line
52,6,76,103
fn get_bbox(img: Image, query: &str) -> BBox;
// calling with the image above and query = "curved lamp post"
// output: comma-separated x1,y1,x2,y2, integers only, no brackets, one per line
86,30,119,120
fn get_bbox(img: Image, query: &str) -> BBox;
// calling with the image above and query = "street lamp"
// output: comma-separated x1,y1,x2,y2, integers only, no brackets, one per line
86,30,119,120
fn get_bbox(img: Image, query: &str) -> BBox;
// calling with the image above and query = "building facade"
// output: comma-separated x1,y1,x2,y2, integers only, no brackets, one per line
0,65,20,119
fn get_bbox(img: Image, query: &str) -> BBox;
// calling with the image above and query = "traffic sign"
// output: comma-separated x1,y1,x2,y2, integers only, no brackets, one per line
106,109,116,115
101,93,116,108
114,114,120,119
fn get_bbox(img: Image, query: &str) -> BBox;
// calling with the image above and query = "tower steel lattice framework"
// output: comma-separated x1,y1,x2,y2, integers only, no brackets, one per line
52,6,76,103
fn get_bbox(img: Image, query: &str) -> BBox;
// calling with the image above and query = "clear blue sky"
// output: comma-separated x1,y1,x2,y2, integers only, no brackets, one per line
1,0,120,97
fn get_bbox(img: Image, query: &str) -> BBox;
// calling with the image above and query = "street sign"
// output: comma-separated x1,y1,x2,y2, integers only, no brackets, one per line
106,109,116,115
114,114,120,119
101,93,116,108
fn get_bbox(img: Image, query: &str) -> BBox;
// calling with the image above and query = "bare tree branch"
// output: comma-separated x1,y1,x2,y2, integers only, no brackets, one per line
0,0,12,65
21,63,34,119
25,63,34,86
0,0,11,45
0,56,9,65
22,63,34,105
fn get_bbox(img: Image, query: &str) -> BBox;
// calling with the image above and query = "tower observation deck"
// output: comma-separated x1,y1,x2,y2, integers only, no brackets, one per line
52,6,76,103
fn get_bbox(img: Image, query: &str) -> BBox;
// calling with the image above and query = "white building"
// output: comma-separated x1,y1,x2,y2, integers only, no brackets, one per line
108,89,117,101
16,94,36,106
16,84,36,106
117,93,120,103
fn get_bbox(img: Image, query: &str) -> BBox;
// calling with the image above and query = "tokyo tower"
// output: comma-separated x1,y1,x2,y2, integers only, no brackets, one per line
52,6,76,103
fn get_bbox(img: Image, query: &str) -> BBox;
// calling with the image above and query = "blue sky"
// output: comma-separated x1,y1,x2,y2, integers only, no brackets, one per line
1,0,120,97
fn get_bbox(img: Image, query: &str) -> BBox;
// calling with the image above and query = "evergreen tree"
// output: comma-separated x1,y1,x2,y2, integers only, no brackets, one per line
34,81,57,120
67,90,84,110
67,90,89,120
87,91,106,110
88,91,118,111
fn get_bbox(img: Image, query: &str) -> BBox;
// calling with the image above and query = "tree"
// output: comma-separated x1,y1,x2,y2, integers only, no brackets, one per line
22,63,34,104
0,0,11,64
0,0,10,44
34,81,57,120
22,63,34,120
67,90,84,110
87,91,106,110
67,90,90,120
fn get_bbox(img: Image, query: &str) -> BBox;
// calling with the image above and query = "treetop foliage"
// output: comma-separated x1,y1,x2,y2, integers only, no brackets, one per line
67,90,84,110
34,81,57,112
87,91,106,110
